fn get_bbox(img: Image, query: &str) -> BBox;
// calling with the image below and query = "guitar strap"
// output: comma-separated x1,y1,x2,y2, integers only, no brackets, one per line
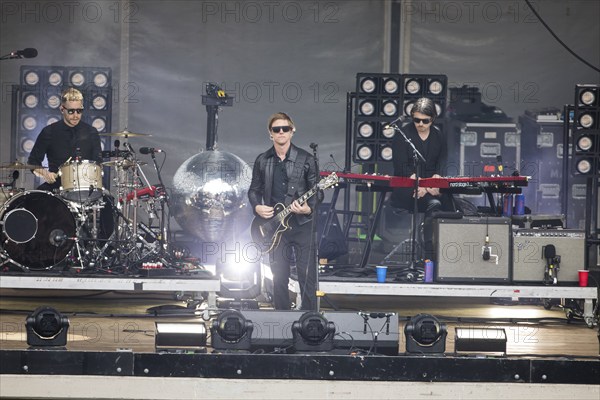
284,151,308,206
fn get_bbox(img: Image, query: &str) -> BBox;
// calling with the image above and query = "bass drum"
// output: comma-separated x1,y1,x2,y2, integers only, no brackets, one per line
0,190,76,270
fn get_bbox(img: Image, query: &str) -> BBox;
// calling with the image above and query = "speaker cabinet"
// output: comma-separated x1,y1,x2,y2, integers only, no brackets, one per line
239,310,399,355
434,217,511,283
513,229,585,284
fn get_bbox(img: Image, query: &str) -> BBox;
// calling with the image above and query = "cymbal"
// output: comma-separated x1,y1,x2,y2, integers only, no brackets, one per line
0,161,39,170
102,160,147,168
100,129,151,137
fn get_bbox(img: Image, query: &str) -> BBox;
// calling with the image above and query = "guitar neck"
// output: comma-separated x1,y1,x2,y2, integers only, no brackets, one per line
277,187,317,221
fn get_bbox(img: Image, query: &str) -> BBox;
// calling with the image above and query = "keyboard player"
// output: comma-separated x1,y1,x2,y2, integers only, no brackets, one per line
390,97,454,261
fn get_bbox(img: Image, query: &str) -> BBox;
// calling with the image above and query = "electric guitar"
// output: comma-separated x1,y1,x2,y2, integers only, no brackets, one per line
250,172,338,253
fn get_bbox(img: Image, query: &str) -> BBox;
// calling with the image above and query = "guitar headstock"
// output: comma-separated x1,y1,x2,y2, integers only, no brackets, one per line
318,172,339,190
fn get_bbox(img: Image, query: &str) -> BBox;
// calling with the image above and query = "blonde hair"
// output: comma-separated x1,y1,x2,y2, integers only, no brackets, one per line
61,88,84,103
268,112,295,131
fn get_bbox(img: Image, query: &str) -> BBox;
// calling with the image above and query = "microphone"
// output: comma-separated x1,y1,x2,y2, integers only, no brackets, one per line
11,170,19,186
9,48,38,59
139,147,164,154
309,142,318,150
88,185,95,197
49,229,68,247
126,142,136,153
385,114,408,129
114,139,121,148
544,244,556,260
543,244,560,285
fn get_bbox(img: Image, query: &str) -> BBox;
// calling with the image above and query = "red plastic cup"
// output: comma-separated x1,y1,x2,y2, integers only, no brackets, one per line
578,270,589,287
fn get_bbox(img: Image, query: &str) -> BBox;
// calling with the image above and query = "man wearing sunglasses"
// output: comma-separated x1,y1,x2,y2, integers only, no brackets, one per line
391,97,452,261
248,112,318,311
28,87,102,191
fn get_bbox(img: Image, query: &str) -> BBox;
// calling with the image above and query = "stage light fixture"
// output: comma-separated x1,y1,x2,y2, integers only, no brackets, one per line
155,322,207,352
404,313,447,354
357,144,373,161
403,100,415,116
93,72,109,88
47,94,61,109
454,327,507,354
577,135,593,151
359,100,376,116
23,94,38,108
428,79,444,95
360,77,377,94
47,116,59,125
292,311,335,352
580,89,596,106
579,113,594,129
575,159,593,174
22,116,37,131
383,78,399,94
352,73,447,165
358,122,375,138
381,123,395,138
25,306,69,347
91,117,107,133
380,145,393,161
382,100,398,116
48,71,62,86
210,309,253,351
577,85,598,107
216,258,261,303
24,71,39,86
20,138,36,154
404,78,421,95
572,84,600,177
13,66,113,160
92,95,108,110
70,71,85,86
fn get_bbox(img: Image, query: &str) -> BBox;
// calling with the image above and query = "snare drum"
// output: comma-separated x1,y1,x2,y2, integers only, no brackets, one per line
0,190,76,270
59,160,103,202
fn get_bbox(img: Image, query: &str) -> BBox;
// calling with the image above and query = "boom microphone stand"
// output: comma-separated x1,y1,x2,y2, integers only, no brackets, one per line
388,122,426,275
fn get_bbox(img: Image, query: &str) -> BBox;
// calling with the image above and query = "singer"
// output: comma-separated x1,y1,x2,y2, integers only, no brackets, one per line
248,112,318,311
28,88,102,191
390,97,454,261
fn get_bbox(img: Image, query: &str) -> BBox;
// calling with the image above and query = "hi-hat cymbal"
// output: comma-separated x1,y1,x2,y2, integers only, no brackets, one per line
100,129,151,137
102,160,147,168
0,161,39,170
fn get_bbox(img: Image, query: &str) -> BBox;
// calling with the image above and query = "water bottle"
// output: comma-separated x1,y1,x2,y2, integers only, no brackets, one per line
424,259,434,283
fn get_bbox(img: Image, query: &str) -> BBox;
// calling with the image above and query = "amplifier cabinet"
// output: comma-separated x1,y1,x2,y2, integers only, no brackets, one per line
513,229,585,284
434,217,511,283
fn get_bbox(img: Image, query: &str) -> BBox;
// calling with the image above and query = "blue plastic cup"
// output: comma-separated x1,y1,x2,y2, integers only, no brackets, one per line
376,265,387,283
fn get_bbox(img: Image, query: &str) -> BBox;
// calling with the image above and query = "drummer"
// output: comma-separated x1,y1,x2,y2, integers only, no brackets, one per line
27,87,102,191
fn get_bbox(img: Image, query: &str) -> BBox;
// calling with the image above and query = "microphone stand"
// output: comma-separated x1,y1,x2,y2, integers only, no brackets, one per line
310,143,321,312
389,123,426,275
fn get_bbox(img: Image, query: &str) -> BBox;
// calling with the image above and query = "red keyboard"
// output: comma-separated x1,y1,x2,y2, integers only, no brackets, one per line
320,172,415,188
321,172,528,190
418,176,529,189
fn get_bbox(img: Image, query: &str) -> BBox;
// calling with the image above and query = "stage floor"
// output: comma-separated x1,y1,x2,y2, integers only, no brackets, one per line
1,287,599,399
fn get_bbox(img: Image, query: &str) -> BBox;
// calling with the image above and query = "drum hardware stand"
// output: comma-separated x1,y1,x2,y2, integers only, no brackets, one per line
146,150,171,256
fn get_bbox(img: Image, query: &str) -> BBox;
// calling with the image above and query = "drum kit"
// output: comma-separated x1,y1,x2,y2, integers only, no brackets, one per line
0,130,170,273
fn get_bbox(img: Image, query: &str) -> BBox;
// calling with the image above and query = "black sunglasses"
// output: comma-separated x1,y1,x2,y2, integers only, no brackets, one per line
63,107,84,115
271,126,292,133
413,117,432,124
